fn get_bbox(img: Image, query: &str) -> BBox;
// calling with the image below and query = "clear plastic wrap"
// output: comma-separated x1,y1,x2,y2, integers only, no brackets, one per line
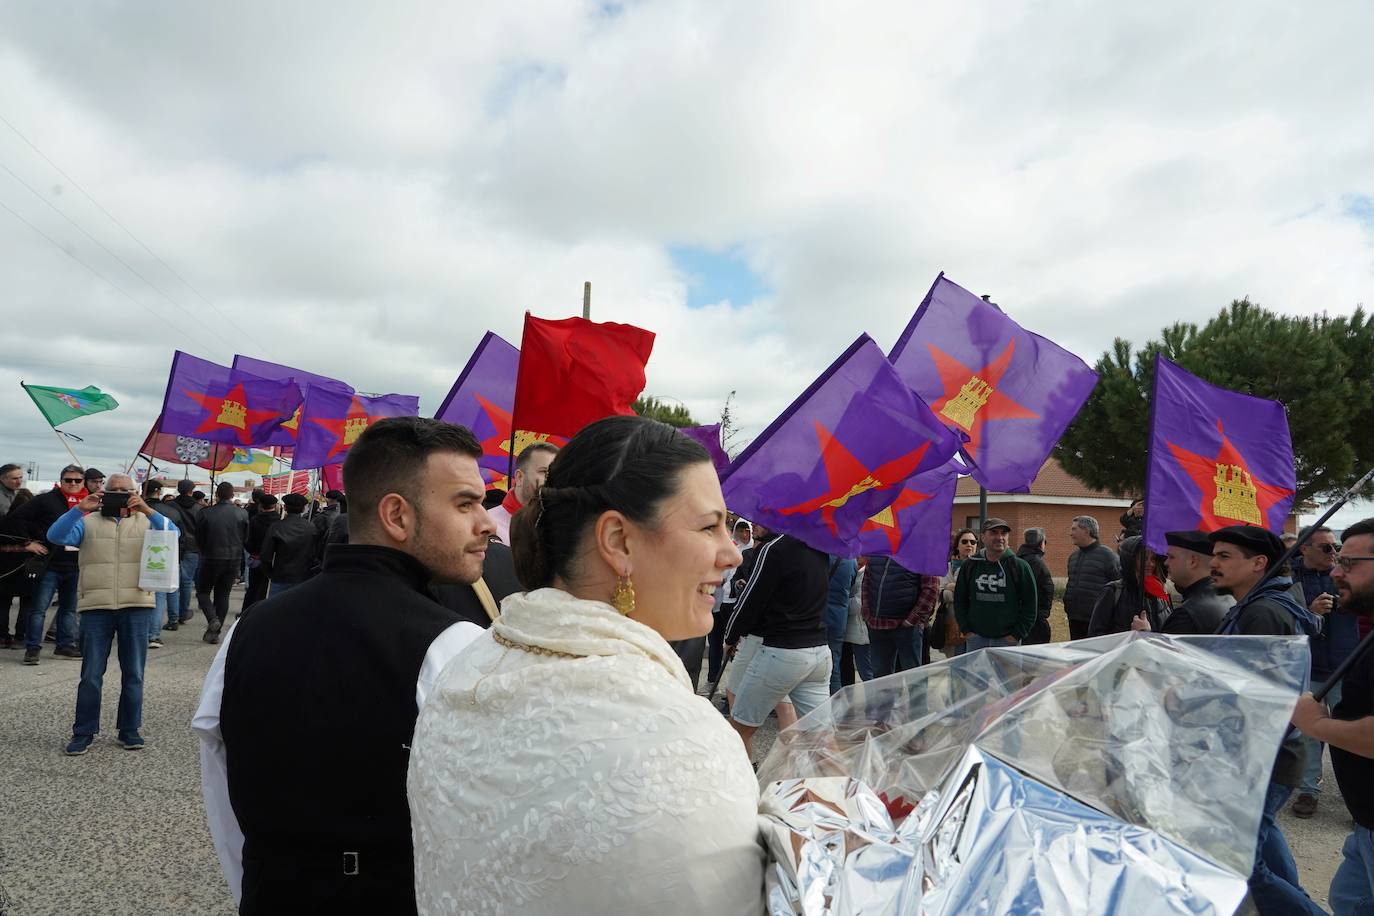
757,632,1308,914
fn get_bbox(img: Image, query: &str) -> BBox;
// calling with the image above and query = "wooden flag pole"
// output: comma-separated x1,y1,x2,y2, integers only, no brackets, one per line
52,429,82,468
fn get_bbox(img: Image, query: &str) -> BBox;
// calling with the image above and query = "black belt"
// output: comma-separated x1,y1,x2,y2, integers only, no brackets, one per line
245,845,411,877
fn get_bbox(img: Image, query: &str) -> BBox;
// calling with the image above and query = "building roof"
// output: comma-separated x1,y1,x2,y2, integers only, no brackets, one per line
954,457,1132,501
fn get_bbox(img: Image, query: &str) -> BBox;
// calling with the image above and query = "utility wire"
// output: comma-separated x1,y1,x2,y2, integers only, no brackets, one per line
0,194,223,356
0,110,276,358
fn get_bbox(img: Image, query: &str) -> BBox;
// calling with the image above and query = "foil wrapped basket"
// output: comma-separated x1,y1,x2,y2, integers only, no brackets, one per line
758,632,1308,915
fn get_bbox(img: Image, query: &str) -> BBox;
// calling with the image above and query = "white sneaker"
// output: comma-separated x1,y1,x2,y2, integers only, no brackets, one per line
148,637,163,649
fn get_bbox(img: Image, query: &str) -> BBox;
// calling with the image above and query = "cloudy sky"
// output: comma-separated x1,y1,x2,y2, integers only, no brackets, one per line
2,2,1372,503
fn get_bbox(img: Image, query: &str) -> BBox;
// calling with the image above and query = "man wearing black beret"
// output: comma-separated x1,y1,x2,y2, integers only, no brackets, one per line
1209,524,1325,915
1158,530,1232,634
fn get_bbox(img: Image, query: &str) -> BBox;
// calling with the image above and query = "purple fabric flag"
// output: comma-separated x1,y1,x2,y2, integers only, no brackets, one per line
435,332,523,486
1143,355,1296,553
889,273,1099,493
231,355,353,446
293,386,420,469
721,334,960,556
159,351,303,447
853,462,960,575
680,424,731,477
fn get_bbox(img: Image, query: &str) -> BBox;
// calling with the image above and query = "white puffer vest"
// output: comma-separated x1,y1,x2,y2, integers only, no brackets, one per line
77,512,156,612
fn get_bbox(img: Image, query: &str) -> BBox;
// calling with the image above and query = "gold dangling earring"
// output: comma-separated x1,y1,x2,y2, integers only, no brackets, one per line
611,575,636,616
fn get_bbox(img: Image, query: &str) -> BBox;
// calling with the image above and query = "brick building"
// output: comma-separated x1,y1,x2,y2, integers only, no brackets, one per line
950,458,1133,577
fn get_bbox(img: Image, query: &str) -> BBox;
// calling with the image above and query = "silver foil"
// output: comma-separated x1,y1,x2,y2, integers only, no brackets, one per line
759,632,1307,915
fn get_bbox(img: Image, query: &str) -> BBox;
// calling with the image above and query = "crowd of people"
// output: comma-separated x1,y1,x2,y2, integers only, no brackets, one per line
5,416,1374,914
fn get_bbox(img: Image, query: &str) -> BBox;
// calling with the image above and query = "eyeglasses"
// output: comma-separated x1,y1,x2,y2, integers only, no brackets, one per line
61,478,84,484
1335,556,1374,573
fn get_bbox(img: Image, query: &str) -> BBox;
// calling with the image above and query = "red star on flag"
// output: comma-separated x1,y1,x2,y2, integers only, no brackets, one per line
307,396,377,463
776,421,931,537
1165,420,1294,530
185,383,283,446
859,482,935,553
925,341,1039,461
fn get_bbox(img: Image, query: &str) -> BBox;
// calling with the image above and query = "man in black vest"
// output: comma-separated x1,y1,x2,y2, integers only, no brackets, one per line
193,417,494,914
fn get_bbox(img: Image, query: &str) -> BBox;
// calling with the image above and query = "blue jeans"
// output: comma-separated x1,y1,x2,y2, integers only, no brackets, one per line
267,581,297,598
826,602,848,694
73,608,156,738
868,626,922,679
29,566,79,650
1250,782,1325,914
1331,825,1374,916
155,588,181,630
1300,678,1343,796
730,644,832,727
178,553,200,622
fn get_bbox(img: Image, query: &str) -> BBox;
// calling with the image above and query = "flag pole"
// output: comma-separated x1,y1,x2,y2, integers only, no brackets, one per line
52,429,82,468
583,280,591,320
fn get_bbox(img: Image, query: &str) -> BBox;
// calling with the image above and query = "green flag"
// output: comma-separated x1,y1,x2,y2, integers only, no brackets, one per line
22,383,119,427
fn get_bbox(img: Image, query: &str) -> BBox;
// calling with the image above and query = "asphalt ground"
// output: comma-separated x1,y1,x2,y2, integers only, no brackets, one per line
0,589,1352,915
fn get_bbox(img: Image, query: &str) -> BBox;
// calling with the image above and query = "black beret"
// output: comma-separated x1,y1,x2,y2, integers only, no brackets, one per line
282,493,307,511
1208,525,1284,566
1165,530,1213,555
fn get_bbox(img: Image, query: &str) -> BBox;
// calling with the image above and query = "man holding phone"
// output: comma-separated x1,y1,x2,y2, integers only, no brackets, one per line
44,472,179,755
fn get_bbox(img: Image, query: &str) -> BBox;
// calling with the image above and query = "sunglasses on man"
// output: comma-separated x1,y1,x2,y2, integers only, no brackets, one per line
61,477,84,484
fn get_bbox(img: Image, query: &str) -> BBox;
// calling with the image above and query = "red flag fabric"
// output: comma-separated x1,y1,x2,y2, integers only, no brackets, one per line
139,418,235,471
511,315,655,440
322,463,345,492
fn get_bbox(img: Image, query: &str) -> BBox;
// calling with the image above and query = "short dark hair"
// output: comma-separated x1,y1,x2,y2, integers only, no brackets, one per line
193,491,206,501
515,441,560,473
343,417,483,537
1299,524,1333,541
61,464,83,478
143,480,162,499
511,415,710,589
177,478,196,495
1342,518,1374,542
216,481,236,501
0,463,20,477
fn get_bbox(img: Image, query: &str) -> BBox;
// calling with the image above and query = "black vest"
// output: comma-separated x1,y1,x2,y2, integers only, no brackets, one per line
221,545,459,914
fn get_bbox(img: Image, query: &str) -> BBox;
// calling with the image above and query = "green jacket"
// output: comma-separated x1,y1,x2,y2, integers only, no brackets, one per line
953,551,1037,640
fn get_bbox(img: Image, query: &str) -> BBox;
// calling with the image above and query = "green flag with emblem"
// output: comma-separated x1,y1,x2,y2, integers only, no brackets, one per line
22,383,120,427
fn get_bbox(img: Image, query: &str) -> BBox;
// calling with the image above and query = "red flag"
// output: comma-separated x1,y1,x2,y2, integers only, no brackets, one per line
139,418,235,471
511,315,655,440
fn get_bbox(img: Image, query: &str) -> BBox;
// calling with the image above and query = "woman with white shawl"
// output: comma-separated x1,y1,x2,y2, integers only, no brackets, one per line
408,416,765,915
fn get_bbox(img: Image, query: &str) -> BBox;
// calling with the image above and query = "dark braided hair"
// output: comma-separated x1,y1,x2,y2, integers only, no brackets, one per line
510,415,711,589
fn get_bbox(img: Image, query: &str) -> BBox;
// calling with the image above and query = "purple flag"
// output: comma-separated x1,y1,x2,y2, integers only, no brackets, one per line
721,334,960,556
1143,355,1296,553
889,273,1099,493
853,462,960,575
436,332,525,486
680,424,731,477
231,355,353,446
159,351,302,447
293,386,420,469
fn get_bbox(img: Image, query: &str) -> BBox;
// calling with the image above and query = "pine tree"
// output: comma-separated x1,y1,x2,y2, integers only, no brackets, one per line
1054,300,1373,503
632,396,697,428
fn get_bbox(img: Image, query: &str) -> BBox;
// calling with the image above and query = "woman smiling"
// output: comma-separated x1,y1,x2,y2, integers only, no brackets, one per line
408,415,763,915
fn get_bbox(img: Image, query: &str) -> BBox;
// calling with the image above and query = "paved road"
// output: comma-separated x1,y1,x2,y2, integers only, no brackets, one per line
0,603,1352,914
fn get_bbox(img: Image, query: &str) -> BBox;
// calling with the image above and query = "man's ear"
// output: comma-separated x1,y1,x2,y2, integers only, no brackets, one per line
593,510,632,577
376,493,415,543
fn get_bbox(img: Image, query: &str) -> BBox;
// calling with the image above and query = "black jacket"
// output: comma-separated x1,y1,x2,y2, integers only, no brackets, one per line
196,501,248,560
1064,542,1121,623
1016,544,1055,618
4,488,80,570
245,511,278,556
723,535,829,649
1160,578,1231,635
432,541,522,628
259,515,317,585
862,556,937,627
222,546,461,915
154,495,202,554
1087,537,1170,637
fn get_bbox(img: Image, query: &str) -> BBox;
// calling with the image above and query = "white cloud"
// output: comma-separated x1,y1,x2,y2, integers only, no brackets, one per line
1,1,1372,483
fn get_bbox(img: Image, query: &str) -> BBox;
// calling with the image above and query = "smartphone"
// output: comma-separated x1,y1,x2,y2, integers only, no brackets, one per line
100,492,131,517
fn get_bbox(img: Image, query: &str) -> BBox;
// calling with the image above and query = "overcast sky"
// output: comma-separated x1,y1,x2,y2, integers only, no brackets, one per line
2,2,1372,505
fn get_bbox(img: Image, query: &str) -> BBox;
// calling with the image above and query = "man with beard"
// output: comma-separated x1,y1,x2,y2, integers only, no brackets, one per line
1288,524,1357,819
1157,530,1232,634
487,442,558,546
193,418,494,914
1292,518,1374,916
1210,525,1324,916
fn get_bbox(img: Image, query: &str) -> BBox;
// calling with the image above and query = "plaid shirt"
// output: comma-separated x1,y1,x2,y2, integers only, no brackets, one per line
862,569,940,630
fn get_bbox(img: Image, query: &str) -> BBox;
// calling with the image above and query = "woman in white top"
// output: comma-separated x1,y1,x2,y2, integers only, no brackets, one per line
408,415,764,915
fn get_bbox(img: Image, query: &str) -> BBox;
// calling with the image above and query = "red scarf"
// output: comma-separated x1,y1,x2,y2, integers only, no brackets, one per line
59,486,87,509
1143,575,1168,601
501,490,522,514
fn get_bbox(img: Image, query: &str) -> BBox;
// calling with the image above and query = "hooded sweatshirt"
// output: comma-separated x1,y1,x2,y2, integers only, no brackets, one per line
1086,537,1171,637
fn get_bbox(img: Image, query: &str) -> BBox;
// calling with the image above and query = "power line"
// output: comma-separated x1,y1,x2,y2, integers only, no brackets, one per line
0,194,223,356
0,110,277,357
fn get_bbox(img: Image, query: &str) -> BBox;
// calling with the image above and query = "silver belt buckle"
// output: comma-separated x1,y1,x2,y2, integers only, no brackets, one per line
342,851,359,876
